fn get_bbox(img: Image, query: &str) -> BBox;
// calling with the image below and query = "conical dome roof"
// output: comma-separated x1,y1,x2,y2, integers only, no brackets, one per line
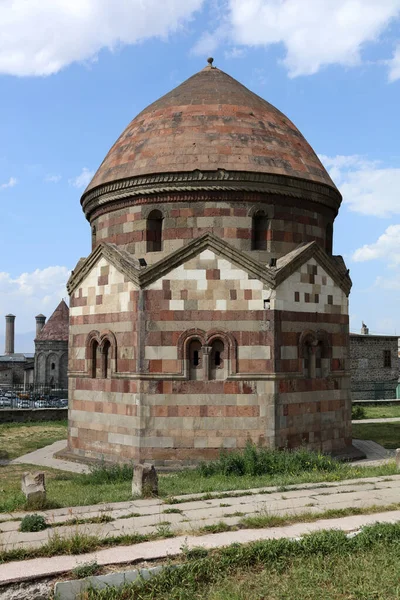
85,64,335,195
35,300,69,342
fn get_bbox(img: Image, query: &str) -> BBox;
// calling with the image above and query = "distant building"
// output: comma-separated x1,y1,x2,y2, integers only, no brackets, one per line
34,300,69,389
350,323,400,401
0,300,69,390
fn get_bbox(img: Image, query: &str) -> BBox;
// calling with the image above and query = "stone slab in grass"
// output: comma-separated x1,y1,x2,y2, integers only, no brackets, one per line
55,565,164,600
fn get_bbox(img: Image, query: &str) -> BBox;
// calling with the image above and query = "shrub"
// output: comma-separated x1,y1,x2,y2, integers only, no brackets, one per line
352,405,366,420
85,460,133,484
19,514,47,532
197,442,342,478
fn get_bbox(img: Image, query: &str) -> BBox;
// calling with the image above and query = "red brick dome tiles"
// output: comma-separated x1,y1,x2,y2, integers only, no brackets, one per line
85,65,335,194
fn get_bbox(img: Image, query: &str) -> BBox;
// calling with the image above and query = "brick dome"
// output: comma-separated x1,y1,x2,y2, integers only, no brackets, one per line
86,64,334,192
81,63,340,221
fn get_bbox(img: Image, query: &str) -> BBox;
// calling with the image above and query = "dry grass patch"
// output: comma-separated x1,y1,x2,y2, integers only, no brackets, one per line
0,420,67,460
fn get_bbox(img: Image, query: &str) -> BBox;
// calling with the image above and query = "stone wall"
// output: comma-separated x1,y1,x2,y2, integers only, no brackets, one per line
0,408,67,423
0,362,25,385
68,247,351,465
92,198,333,265
350,334,399,400
273,258,351,453
34,340,68,388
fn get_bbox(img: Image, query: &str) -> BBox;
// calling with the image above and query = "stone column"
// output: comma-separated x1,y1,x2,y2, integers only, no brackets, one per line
35,314,46,338
5,314,15,355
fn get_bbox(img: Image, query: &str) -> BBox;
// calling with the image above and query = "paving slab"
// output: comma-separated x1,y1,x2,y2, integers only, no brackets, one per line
11,440,90,474
3,511,400,586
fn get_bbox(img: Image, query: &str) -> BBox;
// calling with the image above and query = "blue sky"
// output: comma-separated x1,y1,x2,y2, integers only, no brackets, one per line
1,0,400,351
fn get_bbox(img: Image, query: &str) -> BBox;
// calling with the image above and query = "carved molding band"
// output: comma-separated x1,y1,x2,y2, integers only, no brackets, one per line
81,169,342,220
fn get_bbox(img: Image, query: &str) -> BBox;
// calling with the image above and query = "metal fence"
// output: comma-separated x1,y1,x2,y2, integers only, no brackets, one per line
0,384,68,409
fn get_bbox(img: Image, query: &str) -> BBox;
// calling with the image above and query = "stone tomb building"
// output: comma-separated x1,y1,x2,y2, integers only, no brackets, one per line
66,62,353,466
34,300,69,389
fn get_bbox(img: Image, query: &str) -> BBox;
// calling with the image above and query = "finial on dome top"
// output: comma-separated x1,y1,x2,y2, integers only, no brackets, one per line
207,57,215,67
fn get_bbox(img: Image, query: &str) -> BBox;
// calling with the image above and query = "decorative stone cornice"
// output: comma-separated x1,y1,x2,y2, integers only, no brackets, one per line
81,169,342,221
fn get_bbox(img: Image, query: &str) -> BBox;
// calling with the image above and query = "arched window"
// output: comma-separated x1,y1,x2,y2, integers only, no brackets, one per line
102,340,111,379
209,339,225,380
251,212,268,251
303,341,314,379
325,223,333,255
92,225,96,250
188,339,202,380
91,340,99,378
146,210,163,252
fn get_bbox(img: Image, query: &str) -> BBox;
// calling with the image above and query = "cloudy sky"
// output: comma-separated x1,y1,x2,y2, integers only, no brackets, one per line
1,0,400,351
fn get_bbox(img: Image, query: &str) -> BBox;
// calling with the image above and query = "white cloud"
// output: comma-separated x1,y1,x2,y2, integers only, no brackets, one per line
319,154,400,217
0,0,204,76
69,167,94,189
388,43,400,82
0,177,17,190
0,265,70,337
352,225,400,264
194,0,400,79
45,174,62,183
224,47,246,59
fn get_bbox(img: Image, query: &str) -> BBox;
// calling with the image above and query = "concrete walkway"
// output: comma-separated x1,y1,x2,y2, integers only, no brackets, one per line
6,436,396,475
2,509,400,586
2,473,400,556
352,439,395,464
11,440,90,474
353,417,400,424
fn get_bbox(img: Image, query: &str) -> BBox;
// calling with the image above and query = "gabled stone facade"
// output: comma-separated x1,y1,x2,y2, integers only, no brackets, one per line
65,62,353,466
34,300,69,389
67,234,351,465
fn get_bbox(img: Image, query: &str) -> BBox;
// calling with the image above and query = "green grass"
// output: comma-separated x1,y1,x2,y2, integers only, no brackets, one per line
1,459,398,514
359,404,400,419
82,522,400,599
352,422,400,449
0,429,399,514
0,420,67,460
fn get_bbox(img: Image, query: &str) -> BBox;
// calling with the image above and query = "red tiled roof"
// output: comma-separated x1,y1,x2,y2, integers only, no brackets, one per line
36,300,69,342
85,65,335,193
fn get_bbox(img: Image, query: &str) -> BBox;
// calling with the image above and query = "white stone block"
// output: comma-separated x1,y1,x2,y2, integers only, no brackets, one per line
199,250,216,260
169,300,184,310
216,299,227,310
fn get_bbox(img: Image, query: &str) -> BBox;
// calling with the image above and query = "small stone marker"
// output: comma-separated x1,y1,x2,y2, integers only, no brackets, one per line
396,449,400,470
21,471,46,505
132,463,158,497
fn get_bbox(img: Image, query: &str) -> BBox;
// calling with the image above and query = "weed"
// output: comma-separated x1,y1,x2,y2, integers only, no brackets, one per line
19,514,47,532
85,461,134,484
72,561,100,579
198,521,234,534
155,522,174,538
197,442,341,478
163,508,183,514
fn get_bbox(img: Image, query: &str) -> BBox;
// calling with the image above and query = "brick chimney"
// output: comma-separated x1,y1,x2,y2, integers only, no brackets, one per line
35,314,46,338
4,314,15,355
361,321,369,335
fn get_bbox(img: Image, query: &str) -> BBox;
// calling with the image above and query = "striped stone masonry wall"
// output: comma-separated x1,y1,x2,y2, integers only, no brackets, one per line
67,244,351,464
273,260,351,453
69,258,141,461
93,200,331,265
